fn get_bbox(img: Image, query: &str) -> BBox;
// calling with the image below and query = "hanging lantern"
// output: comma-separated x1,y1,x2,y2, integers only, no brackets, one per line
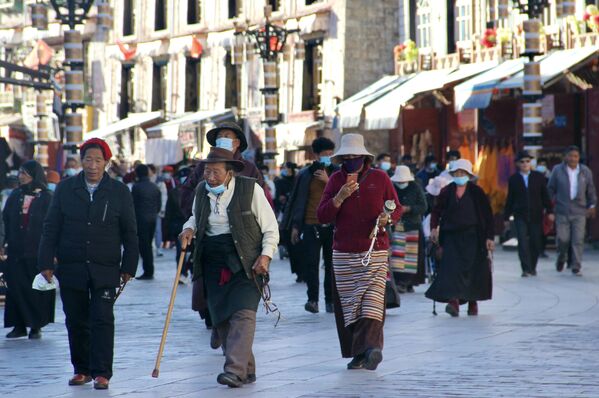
498,0,509,19
97,1,113,30
31,3,48,30
523,19,542,55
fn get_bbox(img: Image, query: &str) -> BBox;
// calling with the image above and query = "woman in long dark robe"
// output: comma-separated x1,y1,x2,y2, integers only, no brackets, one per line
425,159,494,317
390,166,427,292
3,160,55,339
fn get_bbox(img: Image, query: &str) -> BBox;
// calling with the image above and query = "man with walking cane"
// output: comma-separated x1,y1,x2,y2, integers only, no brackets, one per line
179,147,279,388
38,138,139,390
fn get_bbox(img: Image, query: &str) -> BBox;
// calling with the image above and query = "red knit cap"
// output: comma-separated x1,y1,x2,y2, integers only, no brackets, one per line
80,138,112,160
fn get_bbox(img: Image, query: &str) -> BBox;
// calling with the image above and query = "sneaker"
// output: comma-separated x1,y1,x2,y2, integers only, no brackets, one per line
178,274,188,285
304,301,319,313
325,302,334,313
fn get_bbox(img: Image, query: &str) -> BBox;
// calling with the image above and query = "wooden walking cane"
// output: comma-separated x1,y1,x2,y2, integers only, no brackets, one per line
152,248,186,378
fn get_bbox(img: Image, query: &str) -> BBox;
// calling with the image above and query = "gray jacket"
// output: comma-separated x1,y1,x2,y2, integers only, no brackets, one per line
548,163,597,217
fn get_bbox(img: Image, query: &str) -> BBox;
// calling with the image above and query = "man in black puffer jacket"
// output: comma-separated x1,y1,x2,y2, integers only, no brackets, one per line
38,138,138,390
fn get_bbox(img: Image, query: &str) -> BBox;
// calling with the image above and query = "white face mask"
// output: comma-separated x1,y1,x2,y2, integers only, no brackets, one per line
398,182,409,190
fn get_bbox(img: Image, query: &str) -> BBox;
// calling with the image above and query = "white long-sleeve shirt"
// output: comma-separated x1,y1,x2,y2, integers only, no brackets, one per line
182,177,279,259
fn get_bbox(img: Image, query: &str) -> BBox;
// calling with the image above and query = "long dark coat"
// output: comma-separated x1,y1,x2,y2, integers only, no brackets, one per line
37,173,139,290
3,187,55,329
425,182,494,303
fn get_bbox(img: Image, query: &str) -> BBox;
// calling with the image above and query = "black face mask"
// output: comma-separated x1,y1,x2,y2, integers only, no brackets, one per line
343,157,365,173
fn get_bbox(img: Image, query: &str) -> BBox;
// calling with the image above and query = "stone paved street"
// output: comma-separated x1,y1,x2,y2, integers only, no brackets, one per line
1,248,599,398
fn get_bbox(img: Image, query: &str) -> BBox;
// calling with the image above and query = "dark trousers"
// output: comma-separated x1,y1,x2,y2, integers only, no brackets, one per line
137,218,157,276
300,224,333,303
60,286,115,379
514,218,543,273
216,309,256,379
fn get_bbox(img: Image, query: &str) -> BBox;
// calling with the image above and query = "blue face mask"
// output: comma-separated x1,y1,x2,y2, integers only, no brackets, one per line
180,176,188,184
281,169,289,177
48,183,56,192
320,156,331,167
207,184,226,195
64,168,78,177
536,165,547,173
215,137,234,152
453,176,470,186
380,161,391,171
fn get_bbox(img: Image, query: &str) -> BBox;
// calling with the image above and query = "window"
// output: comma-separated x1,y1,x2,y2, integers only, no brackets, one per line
455,0,472,42
123,0,135,36
416,0,431,48
224,51,238,109
155,0,167,31
302,40,322,111
267,0,278,11
151,61,167,111
187,0,200,24
185,57,201,112
228,0,238,19
119,64,134,119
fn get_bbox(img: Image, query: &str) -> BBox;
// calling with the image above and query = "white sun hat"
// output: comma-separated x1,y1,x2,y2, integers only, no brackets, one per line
331,133,374,161
425,175,452,196
390,165,414,183
449,158,476,177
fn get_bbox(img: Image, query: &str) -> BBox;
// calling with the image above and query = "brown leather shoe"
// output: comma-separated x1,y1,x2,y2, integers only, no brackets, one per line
445,300,459,317
68,374,92,386
93,376,109,390
467,301,478,316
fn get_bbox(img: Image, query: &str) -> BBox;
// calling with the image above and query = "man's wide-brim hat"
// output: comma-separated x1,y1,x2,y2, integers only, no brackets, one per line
515,150,534,161
200,147,245,173
449,158,476,177
331,133,374,160
206,122,248,153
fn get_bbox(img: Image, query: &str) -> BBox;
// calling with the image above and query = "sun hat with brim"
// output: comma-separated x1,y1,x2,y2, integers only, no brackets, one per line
515,150,534,162
331,133,374,160
426,176,452,196
390,165,414,183
449,158,476,177
200,147,245,173
206,122,248,153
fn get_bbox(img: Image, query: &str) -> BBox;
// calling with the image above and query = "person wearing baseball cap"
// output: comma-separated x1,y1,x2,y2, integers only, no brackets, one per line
38,138,139,390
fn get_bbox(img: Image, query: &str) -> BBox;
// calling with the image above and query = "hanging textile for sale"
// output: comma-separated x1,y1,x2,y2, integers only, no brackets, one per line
458,136,475,164
390,226,419,274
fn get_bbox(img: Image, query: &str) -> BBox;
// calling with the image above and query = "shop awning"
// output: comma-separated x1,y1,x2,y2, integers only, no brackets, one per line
363,69,455,130
276,120,321,150
86,111,162,140
497,46,599,90
454,59,525,112
336,75,408,129
146,109,234,139
442,61,499,87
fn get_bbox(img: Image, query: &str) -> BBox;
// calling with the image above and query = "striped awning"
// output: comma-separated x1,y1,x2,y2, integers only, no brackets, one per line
497,46,599,90
453,59,526,112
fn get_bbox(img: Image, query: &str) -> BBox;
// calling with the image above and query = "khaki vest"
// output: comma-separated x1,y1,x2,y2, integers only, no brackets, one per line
192,177,263,280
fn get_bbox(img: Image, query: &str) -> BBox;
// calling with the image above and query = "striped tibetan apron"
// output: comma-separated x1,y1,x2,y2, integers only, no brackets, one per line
333,250,388,327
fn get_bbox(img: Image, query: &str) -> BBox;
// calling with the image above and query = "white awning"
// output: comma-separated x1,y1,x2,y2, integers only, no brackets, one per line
336,75,408,129
146,109,233,139
363,69,455,130
497,46,599,90
86,111,162,140
453,59,525,112
276,121,321,150
442,61,499,87
145,138,184,166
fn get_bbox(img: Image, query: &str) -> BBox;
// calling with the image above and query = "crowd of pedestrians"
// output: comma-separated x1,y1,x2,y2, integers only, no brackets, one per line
0,121,596,390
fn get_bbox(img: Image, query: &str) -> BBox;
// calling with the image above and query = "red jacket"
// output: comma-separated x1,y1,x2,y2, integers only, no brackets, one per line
317,165,402,253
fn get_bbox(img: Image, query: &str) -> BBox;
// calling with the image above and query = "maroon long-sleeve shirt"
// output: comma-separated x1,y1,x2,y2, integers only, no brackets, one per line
317,165,402,253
